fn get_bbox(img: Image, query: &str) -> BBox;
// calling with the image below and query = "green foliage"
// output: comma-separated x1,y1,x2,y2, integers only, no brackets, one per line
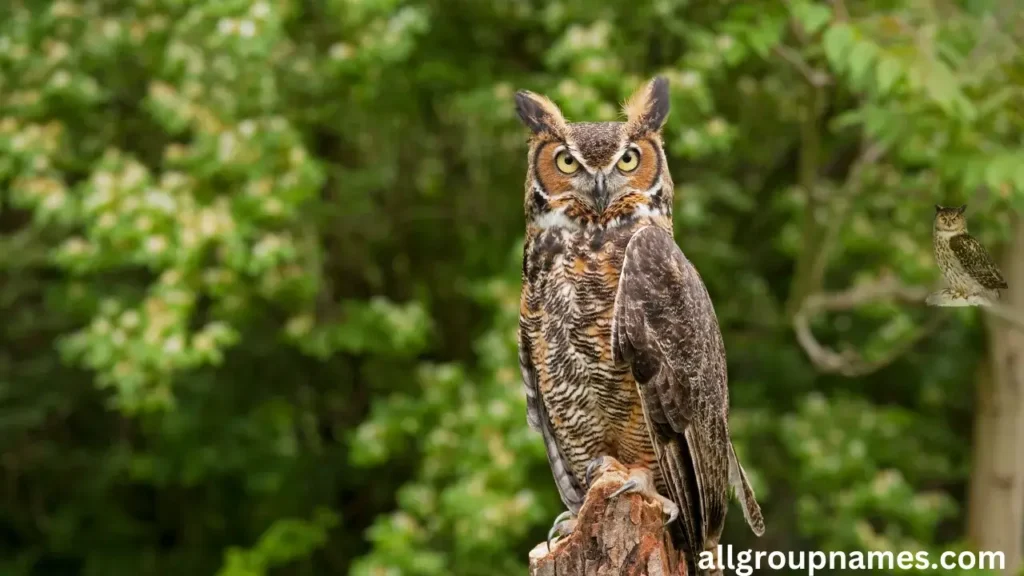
350,267,554,575
218,509,339,576
0,0,1020,575
783,394,958,551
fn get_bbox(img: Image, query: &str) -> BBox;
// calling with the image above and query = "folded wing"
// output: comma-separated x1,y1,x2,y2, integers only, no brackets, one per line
611,226,764,565
950,234,1008,289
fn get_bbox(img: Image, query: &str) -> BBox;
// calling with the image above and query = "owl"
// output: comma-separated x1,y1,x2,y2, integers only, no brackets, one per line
933,204,1007,301
515,77,764,575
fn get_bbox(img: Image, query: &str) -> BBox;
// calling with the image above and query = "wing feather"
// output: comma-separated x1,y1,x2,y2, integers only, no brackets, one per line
660,436,703,575
637,370,702,567
950,233,1008,289
612,226,763,555
728,442,765,535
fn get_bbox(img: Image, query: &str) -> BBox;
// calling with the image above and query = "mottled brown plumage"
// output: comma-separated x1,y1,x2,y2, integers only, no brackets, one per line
515,77,764,575
933,205,1007,300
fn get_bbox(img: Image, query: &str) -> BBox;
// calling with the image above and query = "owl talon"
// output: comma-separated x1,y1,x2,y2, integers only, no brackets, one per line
663,501,679,526
605,467,680,526
585,456,608,487
546,510,576,551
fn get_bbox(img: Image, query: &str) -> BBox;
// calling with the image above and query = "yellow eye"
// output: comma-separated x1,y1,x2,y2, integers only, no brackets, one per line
555,151,579,174
617,149,639,172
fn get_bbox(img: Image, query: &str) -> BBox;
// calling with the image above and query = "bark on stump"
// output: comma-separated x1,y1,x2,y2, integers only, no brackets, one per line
528,463,687,576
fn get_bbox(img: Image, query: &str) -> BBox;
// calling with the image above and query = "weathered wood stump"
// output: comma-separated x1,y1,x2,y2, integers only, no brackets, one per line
528,460,687,576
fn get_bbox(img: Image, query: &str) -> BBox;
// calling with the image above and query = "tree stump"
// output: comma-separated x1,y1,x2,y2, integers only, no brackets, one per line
528,460,687,576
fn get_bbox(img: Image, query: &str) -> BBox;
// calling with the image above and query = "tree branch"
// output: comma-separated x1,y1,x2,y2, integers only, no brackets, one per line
784,82,827,319
830,0,849,22
772,45,831,87
804,142,887,298
528,461,687,576
795,276,1024,377
792,276,938,377
982,302,1024,333
785,138,887,318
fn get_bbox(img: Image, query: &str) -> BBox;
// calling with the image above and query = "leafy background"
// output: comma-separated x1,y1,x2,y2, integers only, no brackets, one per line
1,0,1022,575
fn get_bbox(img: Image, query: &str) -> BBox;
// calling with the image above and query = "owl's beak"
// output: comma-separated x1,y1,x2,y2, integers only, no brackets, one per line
592,174,609,212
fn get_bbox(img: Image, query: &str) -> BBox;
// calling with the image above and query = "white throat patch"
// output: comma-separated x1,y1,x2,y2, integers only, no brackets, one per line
534,208,580,231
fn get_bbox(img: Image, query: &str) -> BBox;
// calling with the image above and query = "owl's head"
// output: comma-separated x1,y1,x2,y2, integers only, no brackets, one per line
515,77,673,230
934,204,967,232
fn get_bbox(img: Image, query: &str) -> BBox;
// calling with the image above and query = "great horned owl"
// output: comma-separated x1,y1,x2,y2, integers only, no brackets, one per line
933,204,1007,301
515,77,764,575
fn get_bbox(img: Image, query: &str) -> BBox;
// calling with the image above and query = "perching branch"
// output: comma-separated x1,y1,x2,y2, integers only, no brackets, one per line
981,302,1024,333
796,277,1024,376
528,460,687,576
924,290,1024,333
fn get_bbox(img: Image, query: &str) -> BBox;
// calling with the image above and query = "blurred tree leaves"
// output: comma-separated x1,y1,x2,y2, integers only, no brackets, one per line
217,509,339,576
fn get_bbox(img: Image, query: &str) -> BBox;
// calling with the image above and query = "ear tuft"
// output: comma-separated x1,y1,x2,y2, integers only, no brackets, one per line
935,204,942,212
624,76,670,133
514,90,566,135
957,204,967,215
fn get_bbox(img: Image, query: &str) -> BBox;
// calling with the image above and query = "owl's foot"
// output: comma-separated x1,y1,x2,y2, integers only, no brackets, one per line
608,467,680,526
546,455,630,551
585,456,679,526
546,510,577,551
927,288,996,307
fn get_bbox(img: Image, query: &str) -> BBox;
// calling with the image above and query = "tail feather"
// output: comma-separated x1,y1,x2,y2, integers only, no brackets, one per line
659,436,702,576
727,441,765,536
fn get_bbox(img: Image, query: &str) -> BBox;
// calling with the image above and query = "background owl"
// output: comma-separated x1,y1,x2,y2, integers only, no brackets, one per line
515,77,764,575
933,205,1007,301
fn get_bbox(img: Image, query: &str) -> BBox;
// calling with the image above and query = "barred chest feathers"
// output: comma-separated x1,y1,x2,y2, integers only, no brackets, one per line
934,229,975,291
520,219,663,490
